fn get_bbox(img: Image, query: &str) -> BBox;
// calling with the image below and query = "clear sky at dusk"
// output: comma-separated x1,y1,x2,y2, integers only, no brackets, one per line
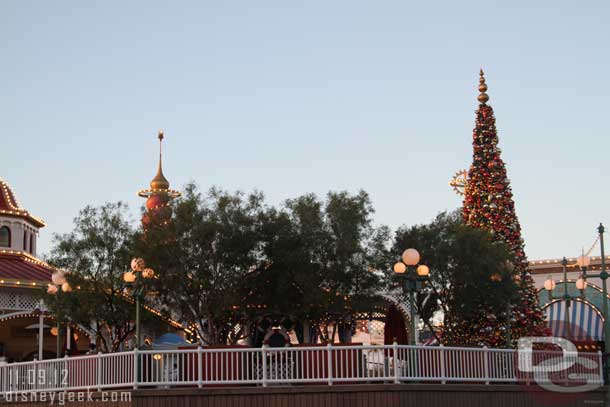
2,1,608,260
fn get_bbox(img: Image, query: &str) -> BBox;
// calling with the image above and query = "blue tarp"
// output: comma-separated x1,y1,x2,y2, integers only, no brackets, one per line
155,333,188,346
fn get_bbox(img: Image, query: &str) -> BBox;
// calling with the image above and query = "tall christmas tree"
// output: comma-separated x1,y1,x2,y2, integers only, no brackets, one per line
461,70,549,346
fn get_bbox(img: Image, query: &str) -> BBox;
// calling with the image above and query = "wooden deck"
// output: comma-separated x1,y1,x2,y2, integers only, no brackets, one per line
133,384,607,407
1,384,607,406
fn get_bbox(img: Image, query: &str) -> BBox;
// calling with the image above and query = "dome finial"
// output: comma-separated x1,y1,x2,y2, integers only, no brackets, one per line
137,130,181,204
478,69,489,104
150,130,170,190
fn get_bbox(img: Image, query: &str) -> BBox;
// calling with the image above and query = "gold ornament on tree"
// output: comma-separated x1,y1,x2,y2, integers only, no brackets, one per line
449,169,469,196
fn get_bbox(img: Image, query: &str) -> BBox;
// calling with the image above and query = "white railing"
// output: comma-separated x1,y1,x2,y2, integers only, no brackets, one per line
0,344,603,394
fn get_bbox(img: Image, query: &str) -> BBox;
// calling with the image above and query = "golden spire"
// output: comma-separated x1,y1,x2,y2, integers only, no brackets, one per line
150,130,170,190
137,130,181,199
478,69,489,104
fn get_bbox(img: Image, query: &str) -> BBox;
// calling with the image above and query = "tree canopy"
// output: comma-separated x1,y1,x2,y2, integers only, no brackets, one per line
393,211,519,347
45,202,159,352
46,189,526,349
139,185,389,345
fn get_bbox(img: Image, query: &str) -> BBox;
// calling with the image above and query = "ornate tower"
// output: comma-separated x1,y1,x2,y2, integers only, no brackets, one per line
0,177,45,256
137,131,181,226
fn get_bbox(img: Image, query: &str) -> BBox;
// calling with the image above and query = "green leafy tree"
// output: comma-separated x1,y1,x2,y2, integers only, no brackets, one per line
256,191,390,343
46,202,155,352
139,184,265,346
142,187,389,345
393,211,518,347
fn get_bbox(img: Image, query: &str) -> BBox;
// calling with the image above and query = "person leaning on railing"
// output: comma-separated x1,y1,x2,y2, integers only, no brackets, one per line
86,343,96,355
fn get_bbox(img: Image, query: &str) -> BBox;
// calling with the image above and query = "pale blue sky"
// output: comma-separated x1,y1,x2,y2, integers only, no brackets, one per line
1,1,608,259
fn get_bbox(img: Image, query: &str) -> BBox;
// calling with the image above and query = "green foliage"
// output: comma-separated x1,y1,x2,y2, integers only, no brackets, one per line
138,184,266,345
46,202,158,352
393,211,518,346
48,187,528,349
140,185,390,345
255,191,390,342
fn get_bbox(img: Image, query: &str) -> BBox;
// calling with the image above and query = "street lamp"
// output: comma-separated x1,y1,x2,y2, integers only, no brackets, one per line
48,270,72,357
544,223,609,381
124,258,155,349
571,224,609,380
393,248,430,345
544,257,580,339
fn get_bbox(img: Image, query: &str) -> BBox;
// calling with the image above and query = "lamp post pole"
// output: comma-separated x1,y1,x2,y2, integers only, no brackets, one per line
545,257,584,340
408,288,417,345
598,224,609,355
56,290,61,358
56,320,61,357
562,257,573,339
546,223,609,381
125,258,155,349
125,258,155,388
37,301,45,361
48,270,71,357
393,249,430,345
135,279,142,349
577,224,609,380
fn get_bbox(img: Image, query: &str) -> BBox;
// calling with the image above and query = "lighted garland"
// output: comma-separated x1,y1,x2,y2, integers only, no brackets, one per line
0,177,46,226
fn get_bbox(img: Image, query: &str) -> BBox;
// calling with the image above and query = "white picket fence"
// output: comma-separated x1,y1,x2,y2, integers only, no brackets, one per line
0,344,603,394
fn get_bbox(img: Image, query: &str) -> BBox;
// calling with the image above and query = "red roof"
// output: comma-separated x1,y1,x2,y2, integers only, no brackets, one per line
0,180,19,211
0,252,53,283
0,178,46,227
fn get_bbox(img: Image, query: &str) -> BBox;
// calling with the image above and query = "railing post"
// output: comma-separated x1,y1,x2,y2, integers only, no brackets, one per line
327,342,333,386
133,348,138,389
440,345,446,384
197,346,203,388
598,351,604,385
63,354,68,391
483,346,489,385
392,341,400,384
33,358,38,392
523,348,531,386
261,345,268,387
96,352,102,392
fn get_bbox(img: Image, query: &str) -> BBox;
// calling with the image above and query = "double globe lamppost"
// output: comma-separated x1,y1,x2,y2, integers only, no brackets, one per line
124,258,155,349
393,248,430,345
47,270,72,357
544,223,609,379
543,256,588,340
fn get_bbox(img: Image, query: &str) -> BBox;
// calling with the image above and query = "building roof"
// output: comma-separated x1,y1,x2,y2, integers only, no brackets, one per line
0,250,53,286
529,256,610,275
0,177,45,228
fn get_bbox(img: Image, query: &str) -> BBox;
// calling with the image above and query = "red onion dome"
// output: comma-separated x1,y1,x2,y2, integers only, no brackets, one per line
146,194,170,210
